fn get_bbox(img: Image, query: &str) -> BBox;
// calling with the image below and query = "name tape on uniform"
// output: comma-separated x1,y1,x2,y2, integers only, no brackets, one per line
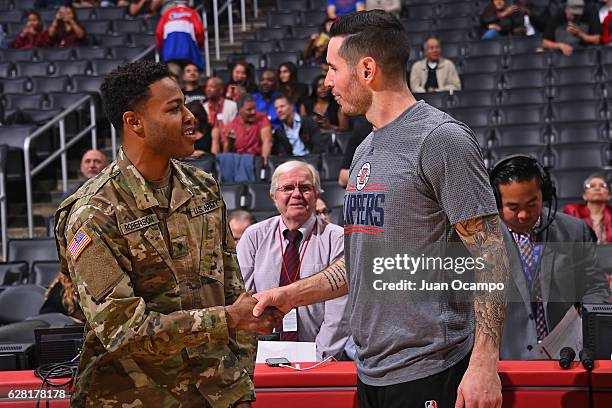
68,227,92,260
119,214,159,235
189,199,220,217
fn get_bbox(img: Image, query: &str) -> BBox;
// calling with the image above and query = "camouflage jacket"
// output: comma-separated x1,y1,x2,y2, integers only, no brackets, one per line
54,149,257,408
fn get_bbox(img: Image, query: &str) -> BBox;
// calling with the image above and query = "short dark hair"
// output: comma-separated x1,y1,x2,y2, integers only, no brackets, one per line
260,68,277,79
237,93,255,109
100,61,172,131
329,10,410,79
491,156,544,191
273,94,290,105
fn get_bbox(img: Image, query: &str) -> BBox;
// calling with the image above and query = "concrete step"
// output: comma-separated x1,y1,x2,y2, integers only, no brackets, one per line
7,227,50,239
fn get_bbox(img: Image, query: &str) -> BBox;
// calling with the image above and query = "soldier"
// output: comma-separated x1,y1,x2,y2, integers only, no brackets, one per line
54,61,281,407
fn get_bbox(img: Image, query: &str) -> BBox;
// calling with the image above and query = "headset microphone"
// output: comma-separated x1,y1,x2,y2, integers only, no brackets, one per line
579,348,594,372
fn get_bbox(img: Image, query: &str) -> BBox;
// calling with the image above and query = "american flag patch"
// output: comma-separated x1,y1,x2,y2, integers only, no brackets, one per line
68,227,92,260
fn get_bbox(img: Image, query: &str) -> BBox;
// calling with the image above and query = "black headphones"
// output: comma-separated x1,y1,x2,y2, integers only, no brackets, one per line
489,154,556,209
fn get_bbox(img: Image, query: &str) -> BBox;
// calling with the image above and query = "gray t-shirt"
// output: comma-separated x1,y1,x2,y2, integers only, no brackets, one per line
344,100,498,386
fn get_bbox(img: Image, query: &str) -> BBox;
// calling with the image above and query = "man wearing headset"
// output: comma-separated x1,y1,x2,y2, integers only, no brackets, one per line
490,155,610,360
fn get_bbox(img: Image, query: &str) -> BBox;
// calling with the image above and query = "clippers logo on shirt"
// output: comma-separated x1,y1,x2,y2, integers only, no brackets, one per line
425,401,437,408
344,162,385,236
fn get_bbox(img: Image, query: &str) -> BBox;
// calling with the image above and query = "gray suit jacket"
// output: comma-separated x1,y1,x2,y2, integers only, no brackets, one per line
500,209,610,360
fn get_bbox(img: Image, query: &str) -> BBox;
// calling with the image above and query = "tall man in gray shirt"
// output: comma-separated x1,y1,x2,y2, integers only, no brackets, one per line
253,10,511,408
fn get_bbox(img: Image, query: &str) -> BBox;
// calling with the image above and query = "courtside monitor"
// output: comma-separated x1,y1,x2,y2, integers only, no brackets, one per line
582,303,612,360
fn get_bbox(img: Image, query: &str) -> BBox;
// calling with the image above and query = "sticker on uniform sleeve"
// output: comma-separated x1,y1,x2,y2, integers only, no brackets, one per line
119,214,159,235
189,199,220,217
68,227,92,261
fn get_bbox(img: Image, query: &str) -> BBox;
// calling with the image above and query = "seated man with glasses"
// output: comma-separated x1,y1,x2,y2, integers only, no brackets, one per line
236,161,350,360
564,173,612,243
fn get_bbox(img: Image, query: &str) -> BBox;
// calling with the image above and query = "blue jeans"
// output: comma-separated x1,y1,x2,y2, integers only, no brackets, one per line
482,29,501,40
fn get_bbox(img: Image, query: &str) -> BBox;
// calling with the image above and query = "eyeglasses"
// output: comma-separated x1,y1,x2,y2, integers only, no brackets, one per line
585,182,609,190
316,208,331,215
276,184,315,195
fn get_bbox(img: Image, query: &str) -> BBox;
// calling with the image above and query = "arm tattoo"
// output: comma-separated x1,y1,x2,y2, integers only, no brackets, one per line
456,214,509,348
322,257,347,291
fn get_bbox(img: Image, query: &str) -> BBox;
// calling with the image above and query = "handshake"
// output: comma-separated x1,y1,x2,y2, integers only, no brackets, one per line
224,290,290,335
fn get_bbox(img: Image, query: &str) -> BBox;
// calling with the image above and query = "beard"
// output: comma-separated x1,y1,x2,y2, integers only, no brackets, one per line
338,73,372,116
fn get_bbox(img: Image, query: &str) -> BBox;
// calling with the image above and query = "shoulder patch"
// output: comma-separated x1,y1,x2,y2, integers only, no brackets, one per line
119,214,159,235
68,227,92,261
189,199,221,217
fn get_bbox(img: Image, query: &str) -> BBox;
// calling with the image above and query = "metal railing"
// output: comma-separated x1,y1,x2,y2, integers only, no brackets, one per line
209,0,255,61
24,96,97,238
0,145,7,261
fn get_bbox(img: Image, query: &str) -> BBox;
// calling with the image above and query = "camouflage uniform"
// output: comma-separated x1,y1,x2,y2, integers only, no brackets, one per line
55,149,257,408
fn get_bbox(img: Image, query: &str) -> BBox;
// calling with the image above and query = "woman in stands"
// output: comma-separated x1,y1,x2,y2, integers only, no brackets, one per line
225,61,257,101
40,272,84,323
47,5,86,48
564,173,612,243
12,10,51,49
304,17,334,66
278,62,309,106
300,75,348,132
480,0,526,39
186,101,220,157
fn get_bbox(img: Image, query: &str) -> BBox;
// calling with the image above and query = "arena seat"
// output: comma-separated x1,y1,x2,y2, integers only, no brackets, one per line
297,66,323,85
320,154,344,181
459,56,501,74
499,88,549,106
82,20,112,36
15,61,52,77
4,93,45,110
414,92,448,110
406,3,439,19
461,73,500,91
37,48,73,62
90,58,126,76
551,48,599,68
29,261,59,288
464,39,506,57
256,27,290,41
551,67,599,86
506,53,551,71
550,101,608,123
74,47,109,60
0,262,28,286
502,70,549,89
291,25,320,39
0,78,29,94
550,143,610,170
53,60,91,77
447,106,494,128
30,75,70,94
278,38,308,53
113,19,144,34
267,11,298,28
0,285,46,324
220,183,248,211
276,0,309,11
493,125,548,148
496,105,547,126
246,182,277,211
267,52,301,68
439,3,476,17
320,181,346,208
243,40,278,54
95,6,127,20
402,19,435,33
550,122,608,145
300,10,327,24
7,238,59,268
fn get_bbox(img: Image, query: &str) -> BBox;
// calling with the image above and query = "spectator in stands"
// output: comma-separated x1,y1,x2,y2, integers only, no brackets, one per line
253,69,284,129
601,0,612,44
156,1,205,77
40,272,84,323
409,36,461,94
278,62,309,107
338,115,372,187
47,5,87,48
64,149,109,199
564,173,612,243
11,10,51,49
273,94,324,157
0,25,6,49
327,0,365,19
129,0,162,17
543,0,601,56
300,75,348,132
480,0,526,39
182,64,206,104
204,76,238,128
366,0,401,18
225,61,257,101
316,198,332,223
186,101,220,156
228,210,257,244
304,18,334,67
236,160,350,360
222,94,273,164
600,0,612,23
492,156,610,360
514,0,550,35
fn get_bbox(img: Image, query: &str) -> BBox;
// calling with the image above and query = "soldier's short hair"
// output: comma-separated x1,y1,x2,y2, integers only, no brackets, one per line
100,61,172,131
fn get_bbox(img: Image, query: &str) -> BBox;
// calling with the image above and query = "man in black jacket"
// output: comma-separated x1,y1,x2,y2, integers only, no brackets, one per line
272,95,325,156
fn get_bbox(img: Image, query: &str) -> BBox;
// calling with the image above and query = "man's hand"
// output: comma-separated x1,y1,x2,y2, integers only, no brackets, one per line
558,42,574,56
566,22,581,37
225,292,283,334
455,355,502,408
252,286,294,317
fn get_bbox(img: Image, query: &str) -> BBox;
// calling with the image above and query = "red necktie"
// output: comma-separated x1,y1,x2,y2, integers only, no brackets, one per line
276,229,302,341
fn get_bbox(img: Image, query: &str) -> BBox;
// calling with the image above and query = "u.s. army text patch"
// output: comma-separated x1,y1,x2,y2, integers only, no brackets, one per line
119,214,159,235
189,199,220,217
68,227,92,260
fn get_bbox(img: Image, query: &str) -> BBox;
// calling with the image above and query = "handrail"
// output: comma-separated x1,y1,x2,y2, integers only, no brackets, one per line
0,146,6,261
212,0,235,61
24,96,97,238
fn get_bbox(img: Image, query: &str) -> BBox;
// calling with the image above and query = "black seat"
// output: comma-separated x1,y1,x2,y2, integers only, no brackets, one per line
95,6,126,20
0,48,36,62
278,38,308,53
320,180,346,208
250,210,279,222
447,107,493,128
503,70,549,89
297,66,323,85
309,0,326,9
550,169,596,199
291,25,319,39
461,73,499,91
435,30,472,45
267,11,298,27
602,47,612,66
30,75,70,94
82,20,111,36
464,40,506,57
0,125,35,149
267,154,321,176
406,4,438,19
489,146,547,164
550,84,603,102
333,131,353,154
414,92,448,110
3,93,44,110
70,75,104,94
0,262,27,286
227,53,264,70
267,52,301,69
0,62,14,77
90,59,124,76
243,40,277,54
507,53,550,71
0,319,49,345
110,46,146,61
401,18,435,33
459,56,500,74
471,126,493,150
8,238,59,267
15,61,51,77
496,104,546,126
550,122,607,144
276,0,309,11
596,244,612,273
330,205,344,226
47,92,89,110
320,154,344,181
499,88,548,106
74,47,108,60
449,90,498,108
20,108,63,124
551,48,598,68
181,154,217,177
1,77,29,94
75,8,93,20
130,33,155,47
550,101,607,123
550,143,609,170
256,27,290,41
246,182,277,211
29,261,59,287
300,10,327,24
439,3,475,17
0,285,46,324
219,183,247,211
113,19,144,34
96,33,129,47
437,16,475,30
552,67,598,86
493,125,547,147
507,35,545,54
37,48,73,61
53,60,90,77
